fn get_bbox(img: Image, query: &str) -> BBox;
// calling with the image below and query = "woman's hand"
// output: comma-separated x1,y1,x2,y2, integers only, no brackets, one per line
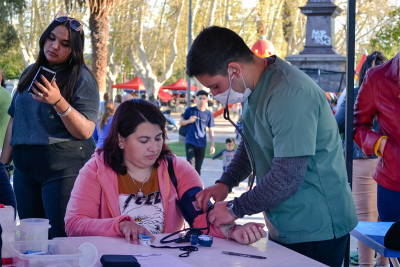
31,76,62,106
230,223,266,245
118,220,156,245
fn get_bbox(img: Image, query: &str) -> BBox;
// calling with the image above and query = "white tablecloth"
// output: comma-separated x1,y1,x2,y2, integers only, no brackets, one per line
57,234,327,266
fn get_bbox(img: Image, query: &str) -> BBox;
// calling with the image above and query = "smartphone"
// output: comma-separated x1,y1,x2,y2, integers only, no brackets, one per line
28,66,56,96
100,255,140,267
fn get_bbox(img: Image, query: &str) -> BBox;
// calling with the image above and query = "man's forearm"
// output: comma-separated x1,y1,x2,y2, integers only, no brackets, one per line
217,141,252,190
232,156,309,218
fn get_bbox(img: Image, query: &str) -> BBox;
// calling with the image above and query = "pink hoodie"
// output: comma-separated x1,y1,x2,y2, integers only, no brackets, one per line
65,152,224,238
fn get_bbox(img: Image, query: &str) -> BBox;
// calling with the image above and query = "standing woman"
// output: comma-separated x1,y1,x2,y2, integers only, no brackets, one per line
336,51,388,267
354,51,400,239
0,11,99,238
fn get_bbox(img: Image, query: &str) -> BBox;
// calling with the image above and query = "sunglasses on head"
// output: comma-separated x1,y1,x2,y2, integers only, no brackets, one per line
54,11,83,31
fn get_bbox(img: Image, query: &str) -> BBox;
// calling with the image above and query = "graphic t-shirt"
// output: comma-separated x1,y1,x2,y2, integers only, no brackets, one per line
118,168,164,234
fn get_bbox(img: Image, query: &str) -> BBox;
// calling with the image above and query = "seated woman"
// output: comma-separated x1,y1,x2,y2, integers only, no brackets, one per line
65,99,265,245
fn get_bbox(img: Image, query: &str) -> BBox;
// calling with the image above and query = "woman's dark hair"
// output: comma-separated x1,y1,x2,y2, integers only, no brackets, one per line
100,99,172,174
187,26,254,77
17,17,89,103
359,51,388,87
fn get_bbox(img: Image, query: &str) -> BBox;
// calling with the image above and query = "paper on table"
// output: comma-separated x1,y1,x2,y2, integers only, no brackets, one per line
133,253,192,267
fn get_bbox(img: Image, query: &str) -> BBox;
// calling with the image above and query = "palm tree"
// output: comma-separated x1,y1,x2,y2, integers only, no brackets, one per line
87,0,114,94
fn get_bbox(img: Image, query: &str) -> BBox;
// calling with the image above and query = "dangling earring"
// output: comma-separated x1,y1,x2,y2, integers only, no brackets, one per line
69,57,73,65
119,143,123,149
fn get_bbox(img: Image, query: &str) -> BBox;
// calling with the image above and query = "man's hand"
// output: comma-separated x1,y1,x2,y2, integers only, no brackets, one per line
196,183,230,212
210,146,215,155
231,223,266,245
210,159,214,165
189,116,197,123
118,220,155,245
208,201,236,227
379,138,387,155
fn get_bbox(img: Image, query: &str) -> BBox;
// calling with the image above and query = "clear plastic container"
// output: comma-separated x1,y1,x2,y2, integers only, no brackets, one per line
0,205,16,265
19,218,51,241
9,240,82,267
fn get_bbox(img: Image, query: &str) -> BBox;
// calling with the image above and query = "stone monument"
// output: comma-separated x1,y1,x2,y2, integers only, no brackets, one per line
285,0,346,73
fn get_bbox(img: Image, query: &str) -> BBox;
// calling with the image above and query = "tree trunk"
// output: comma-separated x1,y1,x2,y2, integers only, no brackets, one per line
89,11,109,94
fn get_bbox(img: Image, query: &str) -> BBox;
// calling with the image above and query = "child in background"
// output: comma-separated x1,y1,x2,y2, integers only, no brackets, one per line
210,138,236,171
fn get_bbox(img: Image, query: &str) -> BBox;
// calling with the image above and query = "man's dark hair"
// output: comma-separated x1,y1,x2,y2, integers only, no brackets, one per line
196,90,208,97
187,26,254,78
103,92,109,101
226,138,235,144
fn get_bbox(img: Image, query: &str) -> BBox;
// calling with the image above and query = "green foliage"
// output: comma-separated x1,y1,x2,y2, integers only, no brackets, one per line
0,0,25,54
370,8,400,59
0,46,25,79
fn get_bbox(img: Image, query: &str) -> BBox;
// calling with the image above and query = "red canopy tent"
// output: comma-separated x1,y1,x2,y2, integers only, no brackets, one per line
111,76,145,90
160,78,197,91
158,89,172,102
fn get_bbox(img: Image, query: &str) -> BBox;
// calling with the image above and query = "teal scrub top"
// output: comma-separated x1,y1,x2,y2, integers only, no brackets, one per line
242,57,358,244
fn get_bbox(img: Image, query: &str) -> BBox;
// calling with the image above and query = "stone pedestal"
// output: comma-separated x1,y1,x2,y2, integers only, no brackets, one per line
286,0,346,73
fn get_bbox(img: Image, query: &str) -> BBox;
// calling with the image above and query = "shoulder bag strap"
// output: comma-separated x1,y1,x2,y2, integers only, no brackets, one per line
166,155,178,192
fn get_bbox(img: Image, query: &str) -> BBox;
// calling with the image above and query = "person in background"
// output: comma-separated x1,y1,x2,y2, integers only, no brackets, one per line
354,51,400,260
0,71,12,149
0,162,16,212
99,92,109,116
122,94,133,103
149,93,161,109
141,93,147,100
0,11,99,238
235,115,243,141
336,51,389,267
210,138,236,172
114,94,122,109
180,90,215,175
65,99,266,245
93,101,115,148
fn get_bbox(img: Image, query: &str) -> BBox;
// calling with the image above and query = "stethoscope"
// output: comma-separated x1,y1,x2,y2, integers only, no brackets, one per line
223,74,257,190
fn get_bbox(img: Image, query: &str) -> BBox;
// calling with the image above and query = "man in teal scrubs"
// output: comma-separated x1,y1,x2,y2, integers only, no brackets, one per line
189,26,357,266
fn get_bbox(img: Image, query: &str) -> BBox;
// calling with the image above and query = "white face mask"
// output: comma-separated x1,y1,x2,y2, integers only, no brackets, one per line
213,69,252,104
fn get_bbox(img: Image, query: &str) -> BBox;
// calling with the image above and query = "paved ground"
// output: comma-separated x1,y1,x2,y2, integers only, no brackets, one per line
167,112,359,266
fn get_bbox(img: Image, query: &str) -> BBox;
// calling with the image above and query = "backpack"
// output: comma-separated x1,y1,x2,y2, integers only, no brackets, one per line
178,107,194,137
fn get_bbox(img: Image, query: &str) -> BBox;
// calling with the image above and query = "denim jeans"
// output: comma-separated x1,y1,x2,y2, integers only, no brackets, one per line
185,143,206,175
13,138,95,238
377,184,400,222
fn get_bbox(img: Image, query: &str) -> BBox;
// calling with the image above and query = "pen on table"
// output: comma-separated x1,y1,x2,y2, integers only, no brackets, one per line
222,251,267,259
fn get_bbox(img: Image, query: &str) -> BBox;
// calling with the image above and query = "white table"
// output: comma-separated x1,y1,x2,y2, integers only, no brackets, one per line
58,235,327,266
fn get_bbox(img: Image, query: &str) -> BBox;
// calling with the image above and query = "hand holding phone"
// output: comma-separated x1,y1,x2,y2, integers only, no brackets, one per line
29,66,63,105
29,66,56,96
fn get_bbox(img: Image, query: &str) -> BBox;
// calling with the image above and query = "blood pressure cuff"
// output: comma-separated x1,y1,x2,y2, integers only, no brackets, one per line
176,186,212,227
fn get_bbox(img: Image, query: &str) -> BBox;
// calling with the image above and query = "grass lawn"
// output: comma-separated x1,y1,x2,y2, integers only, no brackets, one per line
167,141,238,158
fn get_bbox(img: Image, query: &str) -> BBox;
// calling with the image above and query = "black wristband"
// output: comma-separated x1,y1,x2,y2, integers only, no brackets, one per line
52,97,62,107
